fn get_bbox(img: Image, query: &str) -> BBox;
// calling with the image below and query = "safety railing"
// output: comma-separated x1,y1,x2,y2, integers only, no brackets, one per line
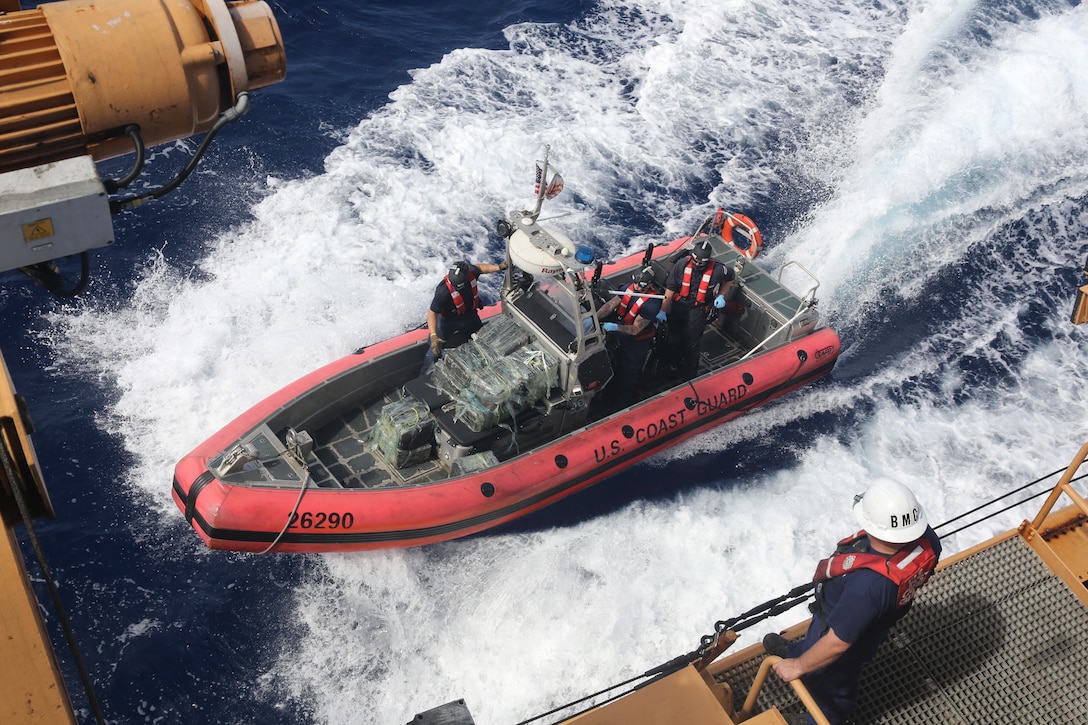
775,260,821,314
737,656,831,725
1031,440,1088,530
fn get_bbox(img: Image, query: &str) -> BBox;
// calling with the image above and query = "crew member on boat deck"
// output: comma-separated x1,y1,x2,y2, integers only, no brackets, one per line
765,479,942,725
598,265,663,405
660,238,735,378
424,259,506,371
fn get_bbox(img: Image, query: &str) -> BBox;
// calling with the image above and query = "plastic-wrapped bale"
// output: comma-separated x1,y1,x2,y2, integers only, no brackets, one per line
428,345,473,394
430,338,498,398
453,344,558,432
451,390,499,433
450,450,499,477
372,396,434,468
515,344,559,403
475,314,531,356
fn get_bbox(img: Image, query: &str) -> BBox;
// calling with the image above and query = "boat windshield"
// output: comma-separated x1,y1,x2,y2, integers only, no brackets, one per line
507,271,595,354
536,275,580,330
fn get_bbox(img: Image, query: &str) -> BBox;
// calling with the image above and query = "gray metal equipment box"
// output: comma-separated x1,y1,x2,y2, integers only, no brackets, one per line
0,155,113,273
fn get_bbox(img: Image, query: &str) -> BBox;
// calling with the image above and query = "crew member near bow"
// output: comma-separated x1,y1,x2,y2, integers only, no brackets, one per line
424,259,506,371
660,238,736,378
764,479,942,725
598,265,663,405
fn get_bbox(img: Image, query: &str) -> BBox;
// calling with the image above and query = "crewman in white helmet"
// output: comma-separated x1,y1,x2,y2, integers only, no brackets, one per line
764,479,942,725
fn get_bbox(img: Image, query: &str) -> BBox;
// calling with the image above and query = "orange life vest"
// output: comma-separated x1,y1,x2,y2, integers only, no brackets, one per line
813,530,938,609
615,283,659,341
678,258,716,304
443,269,481,315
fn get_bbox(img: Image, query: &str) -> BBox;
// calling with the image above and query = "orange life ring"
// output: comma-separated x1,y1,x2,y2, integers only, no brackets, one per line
718,211,763,259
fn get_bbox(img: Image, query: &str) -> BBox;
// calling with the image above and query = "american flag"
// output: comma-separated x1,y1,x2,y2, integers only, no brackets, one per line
535,156,564,199
545,172,564,200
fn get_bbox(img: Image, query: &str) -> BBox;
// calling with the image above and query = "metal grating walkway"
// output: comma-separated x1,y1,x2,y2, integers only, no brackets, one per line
718,534,1088,723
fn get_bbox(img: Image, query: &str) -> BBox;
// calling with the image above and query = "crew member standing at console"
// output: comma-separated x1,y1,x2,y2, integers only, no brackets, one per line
660,239,734,378
598,265,663,405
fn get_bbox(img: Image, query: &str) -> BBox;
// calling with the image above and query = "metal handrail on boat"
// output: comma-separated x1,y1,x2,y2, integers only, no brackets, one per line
733,259,821,362
737,656,831,725
775,260,821,312
1030,440,1088,529
737,299,819,362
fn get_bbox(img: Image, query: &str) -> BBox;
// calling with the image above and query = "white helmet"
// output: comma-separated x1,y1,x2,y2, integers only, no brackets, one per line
852,478,928,544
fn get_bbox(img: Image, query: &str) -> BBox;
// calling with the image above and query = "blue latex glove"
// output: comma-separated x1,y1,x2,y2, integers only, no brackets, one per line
713,294,726,309
603,322,619,332
656,310,667,322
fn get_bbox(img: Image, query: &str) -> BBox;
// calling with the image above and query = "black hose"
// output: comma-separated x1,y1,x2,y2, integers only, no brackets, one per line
110,92,251,213
19,253,90,298
102,125,146,193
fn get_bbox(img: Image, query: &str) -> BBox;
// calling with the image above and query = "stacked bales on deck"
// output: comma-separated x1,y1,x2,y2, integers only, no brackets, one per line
451,344,557,432
430,315,528,393
430,339,497,393
431,315,557,433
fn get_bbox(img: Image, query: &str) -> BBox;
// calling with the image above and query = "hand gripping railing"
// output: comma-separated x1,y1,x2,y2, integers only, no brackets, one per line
737,656,831,725
1030,440,1088,530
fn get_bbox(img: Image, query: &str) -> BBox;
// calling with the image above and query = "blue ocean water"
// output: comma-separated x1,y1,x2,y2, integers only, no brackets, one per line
3,0,1088,723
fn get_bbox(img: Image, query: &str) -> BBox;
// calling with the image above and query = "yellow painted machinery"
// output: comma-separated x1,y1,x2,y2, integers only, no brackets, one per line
0,0,286,292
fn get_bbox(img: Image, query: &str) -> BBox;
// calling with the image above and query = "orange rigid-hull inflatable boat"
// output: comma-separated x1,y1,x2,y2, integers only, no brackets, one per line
172,153,840,553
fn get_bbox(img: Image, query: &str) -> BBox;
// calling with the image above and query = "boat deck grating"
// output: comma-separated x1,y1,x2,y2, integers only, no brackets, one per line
716,535,1088,723
700,321,749,369
306,390,448,489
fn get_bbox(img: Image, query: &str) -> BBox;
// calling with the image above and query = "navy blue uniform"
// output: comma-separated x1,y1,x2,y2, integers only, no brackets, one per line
423,264,485,371
605,293,662,405
664,257,733,377
789,527,943,724
429,264,484,337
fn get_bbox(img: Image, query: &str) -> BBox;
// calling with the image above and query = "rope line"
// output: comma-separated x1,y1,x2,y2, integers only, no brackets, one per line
0,434,107,724
934,471,1088,539
254,442,312,555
